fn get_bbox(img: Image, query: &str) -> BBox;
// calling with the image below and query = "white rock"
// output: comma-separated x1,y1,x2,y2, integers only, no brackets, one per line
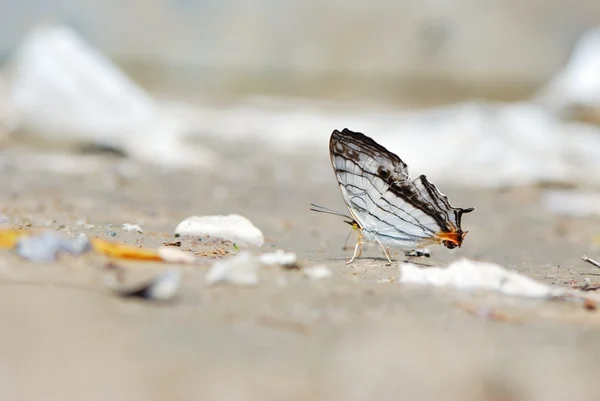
205,252,260,286
535,26,600,111
106,269,181,301
175,214,264,247
158,246,197,264
303,265,333,280
145,269,181,301
122,223,143,233
3,23,219,170
259,250,297,267
400,258,563,298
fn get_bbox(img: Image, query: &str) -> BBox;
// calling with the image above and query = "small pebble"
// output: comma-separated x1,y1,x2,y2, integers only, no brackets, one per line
122,223,143,233
303,265,333,280
259,250,298,268
105,231,117,237
107,269,181,301
158,246,197,264
205,252,260,286
76,219,95,229
15,232,91,262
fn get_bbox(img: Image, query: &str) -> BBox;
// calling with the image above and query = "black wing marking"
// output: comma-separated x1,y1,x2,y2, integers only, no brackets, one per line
329,128,474,245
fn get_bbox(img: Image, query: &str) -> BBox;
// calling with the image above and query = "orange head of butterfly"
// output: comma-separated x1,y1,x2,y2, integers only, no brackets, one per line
436,230,469,249
435,206,475,249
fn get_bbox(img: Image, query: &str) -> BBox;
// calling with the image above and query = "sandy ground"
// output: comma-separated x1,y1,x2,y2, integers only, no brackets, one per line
1,142,600,401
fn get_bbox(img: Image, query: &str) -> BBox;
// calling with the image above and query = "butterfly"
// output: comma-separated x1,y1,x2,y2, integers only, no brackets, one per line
312,128,475,264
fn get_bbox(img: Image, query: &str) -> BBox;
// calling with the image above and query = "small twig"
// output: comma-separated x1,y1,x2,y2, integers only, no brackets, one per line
582,255,600,269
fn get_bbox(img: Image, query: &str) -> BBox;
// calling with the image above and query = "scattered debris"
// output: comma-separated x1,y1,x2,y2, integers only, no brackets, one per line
163,240,181,247
0,228,184,263
259,250,298,269
573,278,600,291
15,232,91,262
157,246,197,264
582,255,600,269
76,219,94,229
303,265,333,280
122,223,143,233
105,230,117,237
195,247,229,258
175,214,264,247
455,302,522,324
105,269,181,301
400,258,563,298
205,252,260,286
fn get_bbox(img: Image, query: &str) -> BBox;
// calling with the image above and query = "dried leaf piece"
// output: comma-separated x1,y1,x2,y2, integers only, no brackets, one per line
90,238,162,261
0,228,27,249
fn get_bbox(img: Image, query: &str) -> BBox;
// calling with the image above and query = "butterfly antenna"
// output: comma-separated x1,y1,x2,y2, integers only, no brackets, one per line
310,203,350,218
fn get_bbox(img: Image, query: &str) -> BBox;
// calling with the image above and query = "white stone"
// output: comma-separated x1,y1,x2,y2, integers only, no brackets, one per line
399,258,563,298
122,223,143,233
175,214,264,247
259,250,297,267
146,269,181,301
303,265,333,280
158,247,197,264
205,252,260,286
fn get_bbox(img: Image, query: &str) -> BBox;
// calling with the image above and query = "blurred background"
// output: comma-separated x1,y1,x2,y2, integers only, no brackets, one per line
2,0,600,192
2,0,600,102
5,4,600,401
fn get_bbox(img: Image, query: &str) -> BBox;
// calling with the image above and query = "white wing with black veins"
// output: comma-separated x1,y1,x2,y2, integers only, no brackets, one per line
329,128,474,248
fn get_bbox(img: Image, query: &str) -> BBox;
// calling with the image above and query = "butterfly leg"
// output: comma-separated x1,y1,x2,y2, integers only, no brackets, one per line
346,233,364,264
375,238,394,263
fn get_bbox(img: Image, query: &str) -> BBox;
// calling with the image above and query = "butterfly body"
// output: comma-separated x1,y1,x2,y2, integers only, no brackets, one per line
324,128,475,263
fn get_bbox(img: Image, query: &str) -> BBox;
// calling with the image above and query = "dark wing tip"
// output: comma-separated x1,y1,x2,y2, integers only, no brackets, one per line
456,207,475,229
331,128,357,139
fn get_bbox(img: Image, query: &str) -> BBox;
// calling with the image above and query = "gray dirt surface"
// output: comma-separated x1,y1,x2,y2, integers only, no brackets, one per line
1,145,600,401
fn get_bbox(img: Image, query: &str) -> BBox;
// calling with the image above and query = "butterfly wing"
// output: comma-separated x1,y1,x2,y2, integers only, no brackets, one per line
329,128,474,248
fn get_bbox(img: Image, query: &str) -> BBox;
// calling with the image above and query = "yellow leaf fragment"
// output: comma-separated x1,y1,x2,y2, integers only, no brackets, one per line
90,238,162,261
0,229,28,249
